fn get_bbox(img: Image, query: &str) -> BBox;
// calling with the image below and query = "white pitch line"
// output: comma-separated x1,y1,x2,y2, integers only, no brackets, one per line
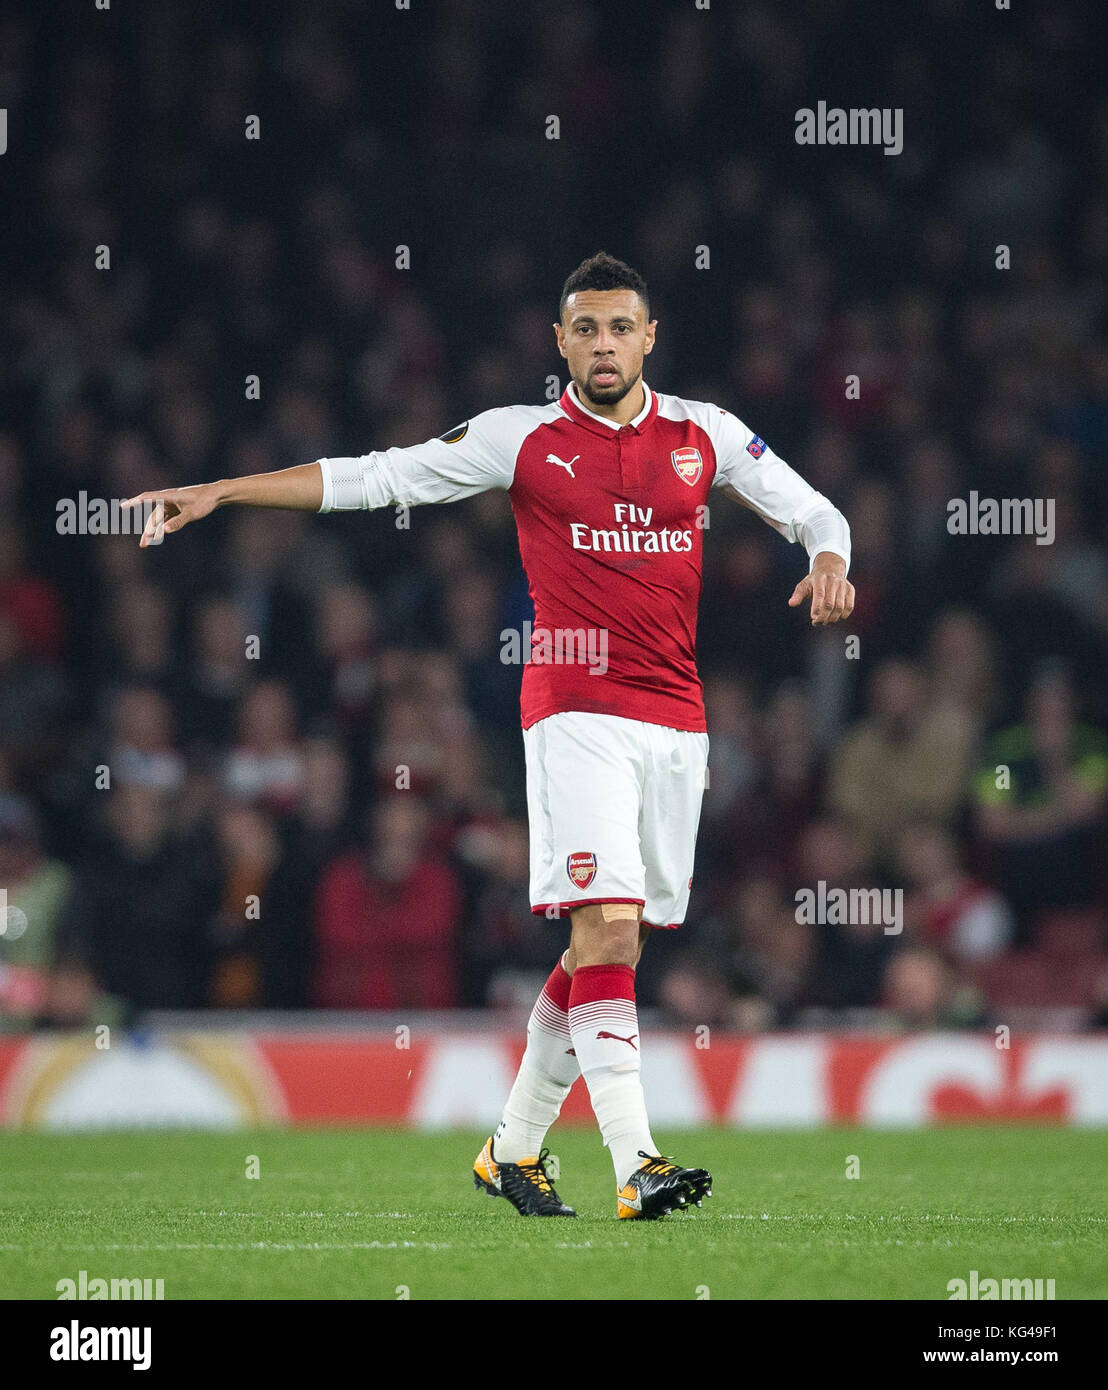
0,1207,415,1219
0,1241,452,1253
719,1212,1106,1222
157,1211,415,1219
0,1172,151,1182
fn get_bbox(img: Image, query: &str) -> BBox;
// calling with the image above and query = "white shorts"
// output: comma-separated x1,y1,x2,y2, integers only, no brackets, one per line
524,710,709,929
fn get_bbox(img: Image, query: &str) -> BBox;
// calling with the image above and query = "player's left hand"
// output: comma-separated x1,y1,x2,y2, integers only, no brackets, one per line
788,554,855,626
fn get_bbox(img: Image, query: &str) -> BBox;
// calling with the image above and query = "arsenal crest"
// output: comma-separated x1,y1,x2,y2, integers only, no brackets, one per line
567,851,598,889
671,446,703,486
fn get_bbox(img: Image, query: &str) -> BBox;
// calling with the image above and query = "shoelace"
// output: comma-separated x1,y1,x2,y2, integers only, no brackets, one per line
637,1150,677,1177
518,1148,556,1195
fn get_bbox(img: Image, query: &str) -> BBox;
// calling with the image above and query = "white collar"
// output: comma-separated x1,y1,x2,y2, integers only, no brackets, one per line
568,379,652,430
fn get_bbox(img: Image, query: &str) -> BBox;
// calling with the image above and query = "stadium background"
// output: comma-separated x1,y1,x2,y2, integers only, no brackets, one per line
1,0,1107,1129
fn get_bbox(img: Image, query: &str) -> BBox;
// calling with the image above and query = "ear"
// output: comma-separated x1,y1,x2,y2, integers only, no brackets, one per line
553,322,568,359
643,319,658,355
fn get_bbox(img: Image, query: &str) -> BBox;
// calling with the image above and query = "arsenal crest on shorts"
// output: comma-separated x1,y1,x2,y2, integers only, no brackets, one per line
670,446,703,486
566,851,598,889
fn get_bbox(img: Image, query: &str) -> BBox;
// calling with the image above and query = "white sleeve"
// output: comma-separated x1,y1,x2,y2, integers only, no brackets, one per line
709,409,851,574
317,408,521,513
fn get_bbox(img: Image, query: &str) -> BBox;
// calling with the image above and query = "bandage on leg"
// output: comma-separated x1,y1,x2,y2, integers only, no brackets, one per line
600,902,639,922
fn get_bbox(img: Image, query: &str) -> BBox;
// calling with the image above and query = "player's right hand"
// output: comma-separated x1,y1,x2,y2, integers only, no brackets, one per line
121,482,223,547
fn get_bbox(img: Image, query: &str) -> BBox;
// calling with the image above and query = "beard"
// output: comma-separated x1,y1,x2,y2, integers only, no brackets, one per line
579,363,642,407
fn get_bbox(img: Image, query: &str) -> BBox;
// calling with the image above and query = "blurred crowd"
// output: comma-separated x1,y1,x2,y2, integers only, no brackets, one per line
2,0,1107,1033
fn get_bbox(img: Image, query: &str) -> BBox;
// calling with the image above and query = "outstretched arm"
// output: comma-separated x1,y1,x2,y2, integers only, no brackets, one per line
123,406,528,547
123,464,324,547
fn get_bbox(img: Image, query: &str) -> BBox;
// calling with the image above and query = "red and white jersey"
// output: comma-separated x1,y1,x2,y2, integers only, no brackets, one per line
319,381,850,733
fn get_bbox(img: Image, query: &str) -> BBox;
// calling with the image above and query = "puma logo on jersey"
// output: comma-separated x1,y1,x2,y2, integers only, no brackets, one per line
546,453,579,478
596,1030,638,1050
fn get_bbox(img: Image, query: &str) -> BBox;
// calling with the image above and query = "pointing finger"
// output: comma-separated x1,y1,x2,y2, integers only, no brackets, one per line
810,574,829,623
139,502,162,548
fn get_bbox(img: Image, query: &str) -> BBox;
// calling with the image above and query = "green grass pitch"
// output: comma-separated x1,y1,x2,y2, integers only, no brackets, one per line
2,1127,1105,1300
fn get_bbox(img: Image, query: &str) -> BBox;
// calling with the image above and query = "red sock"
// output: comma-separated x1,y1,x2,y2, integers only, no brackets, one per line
567,962,636,1019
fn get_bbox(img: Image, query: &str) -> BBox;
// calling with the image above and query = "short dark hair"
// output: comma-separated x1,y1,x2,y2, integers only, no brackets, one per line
559,252,649,320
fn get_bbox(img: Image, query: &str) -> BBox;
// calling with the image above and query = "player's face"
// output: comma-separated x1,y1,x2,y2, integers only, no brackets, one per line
555,289,657,408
